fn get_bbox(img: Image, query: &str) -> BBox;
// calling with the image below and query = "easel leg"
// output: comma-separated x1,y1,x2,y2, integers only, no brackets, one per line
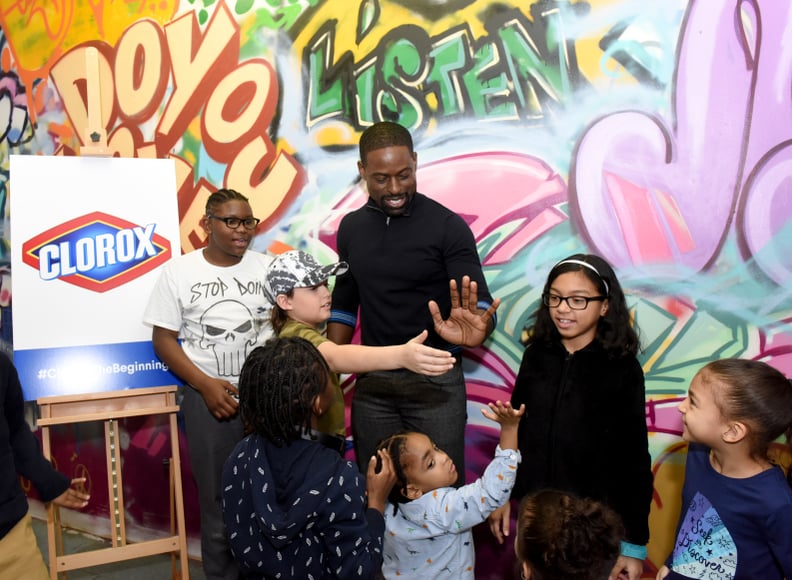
167,458,177,579
41,425,61,580
104,418,128,548
169,412,189,579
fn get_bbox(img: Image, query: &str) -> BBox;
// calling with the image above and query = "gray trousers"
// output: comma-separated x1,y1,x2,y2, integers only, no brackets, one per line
351,362,467,486
181,386,242,580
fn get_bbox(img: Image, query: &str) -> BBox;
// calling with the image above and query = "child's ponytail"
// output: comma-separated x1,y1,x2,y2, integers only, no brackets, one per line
706,360,792,477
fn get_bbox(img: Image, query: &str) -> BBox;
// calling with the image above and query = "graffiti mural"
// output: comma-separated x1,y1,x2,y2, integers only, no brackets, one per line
3,0,791,577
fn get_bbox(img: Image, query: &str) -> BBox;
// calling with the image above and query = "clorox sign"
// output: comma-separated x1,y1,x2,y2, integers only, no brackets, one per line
22,211,172,293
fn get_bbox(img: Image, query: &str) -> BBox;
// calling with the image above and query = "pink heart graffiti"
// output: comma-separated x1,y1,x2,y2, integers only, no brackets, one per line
572,0,792,284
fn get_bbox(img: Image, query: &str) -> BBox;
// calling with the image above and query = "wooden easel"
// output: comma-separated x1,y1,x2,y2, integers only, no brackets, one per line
32,44,188,579
37,386,189,579
81,45,109,157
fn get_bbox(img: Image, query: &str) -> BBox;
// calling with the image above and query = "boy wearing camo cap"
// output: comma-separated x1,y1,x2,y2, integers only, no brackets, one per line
264,250,455,443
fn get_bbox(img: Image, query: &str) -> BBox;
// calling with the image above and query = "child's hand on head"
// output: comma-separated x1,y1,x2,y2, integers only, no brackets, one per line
366,449,396,515
482,400,525,427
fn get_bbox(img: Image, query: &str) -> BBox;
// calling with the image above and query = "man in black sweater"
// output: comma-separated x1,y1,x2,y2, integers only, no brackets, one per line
328,121,499,484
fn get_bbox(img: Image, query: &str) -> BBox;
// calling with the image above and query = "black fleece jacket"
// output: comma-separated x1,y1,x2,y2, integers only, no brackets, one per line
510,339,653,546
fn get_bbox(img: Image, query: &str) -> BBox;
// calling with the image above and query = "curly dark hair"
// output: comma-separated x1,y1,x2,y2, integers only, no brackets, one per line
375,431,419,515
359,122,414,166
702,358,792,486
516,489,624,580
238,336,331,446
525,253,640,357
205,188,249,215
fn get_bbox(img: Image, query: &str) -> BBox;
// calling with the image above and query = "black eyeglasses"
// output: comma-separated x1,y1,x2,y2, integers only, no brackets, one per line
542,293,607,310
207,215,261,230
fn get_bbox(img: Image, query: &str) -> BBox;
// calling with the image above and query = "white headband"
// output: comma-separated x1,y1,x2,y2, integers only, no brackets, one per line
555,259,610,295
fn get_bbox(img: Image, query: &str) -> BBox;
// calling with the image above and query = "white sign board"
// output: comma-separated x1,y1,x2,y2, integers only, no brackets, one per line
10,155,181,400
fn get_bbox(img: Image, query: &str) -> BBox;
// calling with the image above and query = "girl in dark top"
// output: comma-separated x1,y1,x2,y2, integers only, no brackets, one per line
489,254,653,580
657,359,792,580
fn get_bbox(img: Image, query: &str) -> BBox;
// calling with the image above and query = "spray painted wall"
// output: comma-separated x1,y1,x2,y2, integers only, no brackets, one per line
2,0,791,576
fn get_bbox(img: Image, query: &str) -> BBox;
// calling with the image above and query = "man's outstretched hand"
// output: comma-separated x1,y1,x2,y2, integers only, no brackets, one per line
429,276,500,348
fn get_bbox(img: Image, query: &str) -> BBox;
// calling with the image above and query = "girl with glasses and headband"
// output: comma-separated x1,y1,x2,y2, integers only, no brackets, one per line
488,254,652,580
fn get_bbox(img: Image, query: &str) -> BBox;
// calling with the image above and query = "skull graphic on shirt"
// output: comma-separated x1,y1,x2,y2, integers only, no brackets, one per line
199,300,258,377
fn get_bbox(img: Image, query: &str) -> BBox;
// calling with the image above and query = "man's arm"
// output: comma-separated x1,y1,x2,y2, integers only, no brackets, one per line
434,211,497,346
326,322,354,346
151,326,239,419
328,214,360,346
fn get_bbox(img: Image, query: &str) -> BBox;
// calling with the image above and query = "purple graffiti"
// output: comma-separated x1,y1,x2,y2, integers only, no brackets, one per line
0,71,31,145
738,141,792,285
572,0,792,283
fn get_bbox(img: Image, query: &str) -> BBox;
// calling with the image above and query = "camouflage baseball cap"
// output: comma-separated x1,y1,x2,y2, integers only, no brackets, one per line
264,250,348,304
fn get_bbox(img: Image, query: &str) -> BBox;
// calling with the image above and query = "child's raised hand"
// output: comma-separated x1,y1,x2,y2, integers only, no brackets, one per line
481,400,524,427
483,400,524,458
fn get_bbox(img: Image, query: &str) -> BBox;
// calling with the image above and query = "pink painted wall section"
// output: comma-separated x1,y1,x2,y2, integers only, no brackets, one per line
4,1,792,577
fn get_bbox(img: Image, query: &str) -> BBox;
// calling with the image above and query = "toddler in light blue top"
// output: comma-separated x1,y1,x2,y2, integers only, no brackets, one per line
377,400,523,579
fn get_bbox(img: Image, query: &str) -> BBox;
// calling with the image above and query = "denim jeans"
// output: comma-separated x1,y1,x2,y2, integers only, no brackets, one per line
351,362,466,486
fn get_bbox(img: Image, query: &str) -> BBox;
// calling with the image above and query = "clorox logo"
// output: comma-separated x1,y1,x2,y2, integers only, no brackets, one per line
22,212,172,293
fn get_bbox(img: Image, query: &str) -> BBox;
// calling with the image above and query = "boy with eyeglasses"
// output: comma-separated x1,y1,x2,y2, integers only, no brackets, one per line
143,188,273,580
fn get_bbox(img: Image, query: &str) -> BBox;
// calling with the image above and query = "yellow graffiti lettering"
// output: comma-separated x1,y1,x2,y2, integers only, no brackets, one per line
107,125,140,157
225,138,304,230
47,0,304,244
115,20,168,122
201,59,278,162
158,2,239,155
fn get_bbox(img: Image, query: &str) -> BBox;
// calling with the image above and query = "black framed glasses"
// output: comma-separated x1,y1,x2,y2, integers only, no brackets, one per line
207,215,261,230
542,293,607,310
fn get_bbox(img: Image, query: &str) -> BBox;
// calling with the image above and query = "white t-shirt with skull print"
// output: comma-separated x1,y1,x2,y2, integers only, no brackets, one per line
144,249,274,383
